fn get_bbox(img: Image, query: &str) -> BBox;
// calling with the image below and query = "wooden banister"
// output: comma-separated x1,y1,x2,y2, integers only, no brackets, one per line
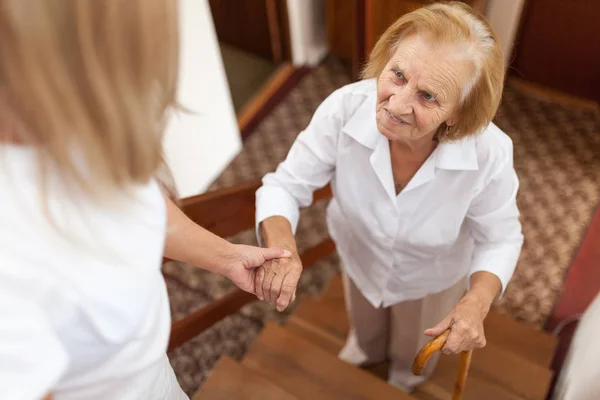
179,180,332,239
412,330,473,400
169,289,255,352
179,180,262,239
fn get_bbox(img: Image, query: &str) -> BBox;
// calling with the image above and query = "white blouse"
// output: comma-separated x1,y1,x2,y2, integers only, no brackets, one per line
255,79,523,308
0,145,178,399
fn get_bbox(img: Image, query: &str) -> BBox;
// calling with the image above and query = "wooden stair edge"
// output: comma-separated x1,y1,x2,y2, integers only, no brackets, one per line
193,355,300,400
242,322,416,399
414,381,453,400
291,296,350,338
286,313,346,354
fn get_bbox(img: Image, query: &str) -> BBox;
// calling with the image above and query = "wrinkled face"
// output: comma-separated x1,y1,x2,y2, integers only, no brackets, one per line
376,33,475,142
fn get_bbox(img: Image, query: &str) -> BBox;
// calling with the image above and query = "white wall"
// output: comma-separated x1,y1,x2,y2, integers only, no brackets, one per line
287,0,525,70
553,294,600,399
486,0,526,68
162,0,241,198
286,0,328,66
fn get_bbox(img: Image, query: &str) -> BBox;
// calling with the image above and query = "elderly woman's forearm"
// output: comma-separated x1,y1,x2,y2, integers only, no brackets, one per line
466,271,502,313
260,216,298,252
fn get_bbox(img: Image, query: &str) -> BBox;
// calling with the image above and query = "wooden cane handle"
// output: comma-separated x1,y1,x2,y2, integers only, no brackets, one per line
412,329,473,400
411,329,451,375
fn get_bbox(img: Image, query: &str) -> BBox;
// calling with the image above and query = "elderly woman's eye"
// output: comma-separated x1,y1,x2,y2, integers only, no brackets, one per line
394,70,404,79
423,92,436,102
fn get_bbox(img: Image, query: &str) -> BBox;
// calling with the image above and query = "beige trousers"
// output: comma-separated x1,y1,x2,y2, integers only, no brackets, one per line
338,273,467,392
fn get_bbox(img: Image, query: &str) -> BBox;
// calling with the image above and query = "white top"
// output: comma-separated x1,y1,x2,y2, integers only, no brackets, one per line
554,293,600,399
256,79,524,307
0,146,179,399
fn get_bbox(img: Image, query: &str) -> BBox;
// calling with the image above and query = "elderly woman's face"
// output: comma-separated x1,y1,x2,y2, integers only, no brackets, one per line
376,33,474,142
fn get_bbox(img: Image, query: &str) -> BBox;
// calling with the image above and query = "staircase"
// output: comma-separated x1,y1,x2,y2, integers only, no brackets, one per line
193,274,558,400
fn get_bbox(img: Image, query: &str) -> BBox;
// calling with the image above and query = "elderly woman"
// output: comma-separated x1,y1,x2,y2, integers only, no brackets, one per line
254,1,523,392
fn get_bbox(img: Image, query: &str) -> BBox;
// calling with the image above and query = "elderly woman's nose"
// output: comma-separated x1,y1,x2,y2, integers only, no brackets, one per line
390,88,414,114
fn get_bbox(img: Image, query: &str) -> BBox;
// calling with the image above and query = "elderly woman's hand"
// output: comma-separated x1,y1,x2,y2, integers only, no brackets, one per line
223,244,292,295
256,216,303,312
424,271,502,354
254,249,303,312
424,293,489,354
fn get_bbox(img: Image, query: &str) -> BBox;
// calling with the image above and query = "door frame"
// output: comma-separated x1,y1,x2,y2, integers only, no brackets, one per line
210,0,309,140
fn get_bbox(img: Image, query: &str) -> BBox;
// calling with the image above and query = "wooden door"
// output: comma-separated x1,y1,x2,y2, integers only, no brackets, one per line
512,0,600,103
209,0,290,64
365,0,429,55
327,0,488,81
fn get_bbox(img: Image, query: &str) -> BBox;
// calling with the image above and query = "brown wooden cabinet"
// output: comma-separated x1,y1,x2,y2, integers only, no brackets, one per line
512,0,600,103
327,0,488,80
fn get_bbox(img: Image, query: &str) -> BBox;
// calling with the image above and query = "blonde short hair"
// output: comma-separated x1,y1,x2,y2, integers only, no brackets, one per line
362,1,504,141
0,0,179,199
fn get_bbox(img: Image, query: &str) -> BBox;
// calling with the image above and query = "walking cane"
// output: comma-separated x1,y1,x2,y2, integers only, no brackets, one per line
412,329,473,400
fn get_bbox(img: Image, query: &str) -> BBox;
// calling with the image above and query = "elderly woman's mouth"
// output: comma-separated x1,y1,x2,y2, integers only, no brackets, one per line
385,109,410,126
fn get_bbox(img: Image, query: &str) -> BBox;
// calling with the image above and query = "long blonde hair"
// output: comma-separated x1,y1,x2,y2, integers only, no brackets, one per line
0,0,179,199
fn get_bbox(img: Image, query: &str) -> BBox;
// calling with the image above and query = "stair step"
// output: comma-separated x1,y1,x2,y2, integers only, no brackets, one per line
483,310,557,367
293,297,349,339
290,275,554,399
412,390,445,400
318,275,557,368
242,322,416,400
468,343,552,399
288,313,524,400
193,355,299,400
287,313,346,354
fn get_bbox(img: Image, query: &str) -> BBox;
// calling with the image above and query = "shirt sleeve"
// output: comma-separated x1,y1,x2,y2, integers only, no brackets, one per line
465,147,524,296
255,88,345,245
0,283,69,400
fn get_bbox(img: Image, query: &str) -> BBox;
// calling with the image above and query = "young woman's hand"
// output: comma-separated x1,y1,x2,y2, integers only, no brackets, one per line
222,244,292,295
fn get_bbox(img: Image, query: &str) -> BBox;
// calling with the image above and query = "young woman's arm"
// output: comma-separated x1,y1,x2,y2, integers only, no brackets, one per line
163,196,290,294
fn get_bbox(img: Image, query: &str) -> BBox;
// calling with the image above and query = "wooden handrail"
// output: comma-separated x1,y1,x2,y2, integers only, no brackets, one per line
179,180,262,238
169,289,255,352
412,329,473,400
179,180,332,239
